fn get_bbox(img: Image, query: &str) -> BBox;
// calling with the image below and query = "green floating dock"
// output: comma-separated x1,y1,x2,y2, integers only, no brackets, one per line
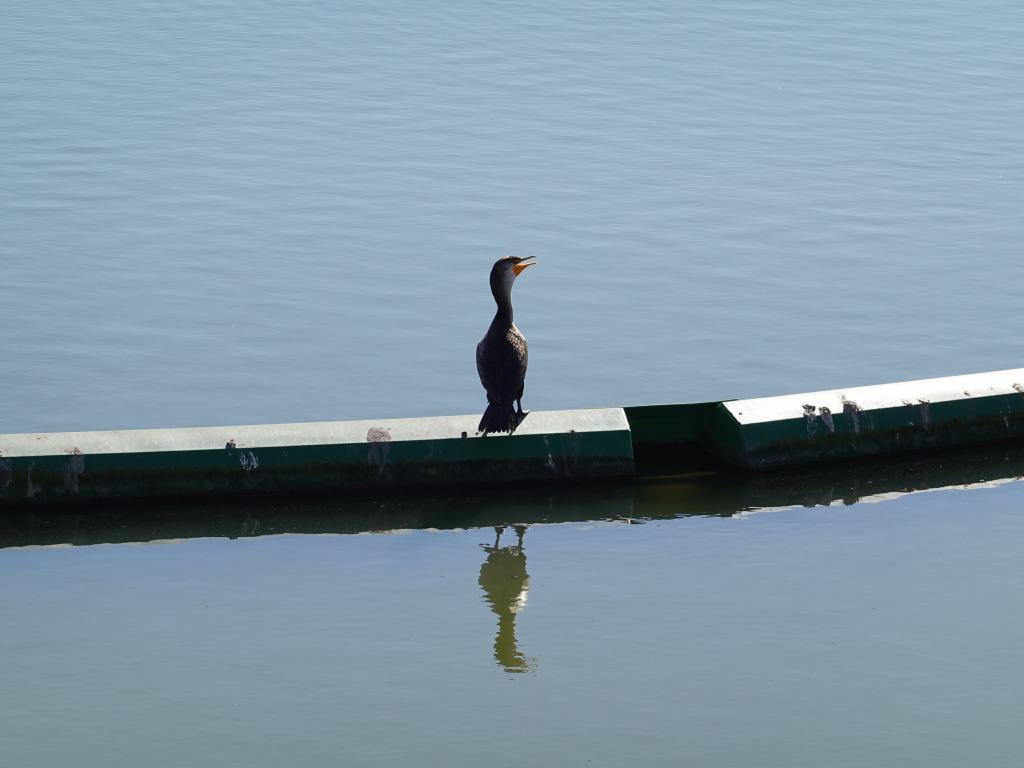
708,368,1024,469
3,368,1024,506
0,409,633,505
6,443,1023,549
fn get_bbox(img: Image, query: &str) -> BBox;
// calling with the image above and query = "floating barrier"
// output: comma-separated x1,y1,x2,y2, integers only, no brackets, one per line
2,369,1024,506
4,442,1022,548
0,409,633,505
708,369,1024,469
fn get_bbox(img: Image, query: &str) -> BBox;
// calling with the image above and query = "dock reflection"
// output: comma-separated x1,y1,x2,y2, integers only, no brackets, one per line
7,445,1024,675
2,443,1024,549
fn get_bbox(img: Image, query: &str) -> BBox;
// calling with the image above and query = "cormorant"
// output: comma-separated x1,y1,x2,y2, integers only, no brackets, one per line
477,255,535,435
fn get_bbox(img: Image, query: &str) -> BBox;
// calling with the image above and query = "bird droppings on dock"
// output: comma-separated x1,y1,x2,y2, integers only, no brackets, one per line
239,451,258,473
63,448,84,494
802,404,817,435
0,455,11,497
841,399,863,433
367,427,393,476
918,400,931,430
819,407,835,433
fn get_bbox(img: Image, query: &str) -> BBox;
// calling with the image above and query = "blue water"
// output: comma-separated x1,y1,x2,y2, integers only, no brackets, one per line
4,2,1024,765
4,1,1024,433
4,479,1024,767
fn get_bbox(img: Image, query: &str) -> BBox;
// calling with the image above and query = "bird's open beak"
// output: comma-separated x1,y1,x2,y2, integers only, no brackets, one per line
512,257,536,276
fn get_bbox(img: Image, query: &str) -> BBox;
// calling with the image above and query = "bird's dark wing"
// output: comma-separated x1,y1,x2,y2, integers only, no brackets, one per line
476,338,495,398
516,341,528,400
508,326,528,397
477,331,527,405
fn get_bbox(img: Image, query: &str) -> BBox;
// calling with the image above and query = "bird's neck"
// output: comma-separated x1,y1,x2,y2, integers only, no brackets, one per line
490,283,514,328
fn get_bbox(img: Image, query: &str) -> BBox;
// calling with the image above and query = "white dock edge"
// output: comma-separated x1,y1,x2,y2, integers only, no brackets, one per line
709,369,1024,469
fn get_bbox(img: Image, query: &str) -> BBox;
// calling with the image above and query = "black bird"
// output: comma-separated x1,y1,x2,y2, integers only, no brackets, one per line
477,255,535,435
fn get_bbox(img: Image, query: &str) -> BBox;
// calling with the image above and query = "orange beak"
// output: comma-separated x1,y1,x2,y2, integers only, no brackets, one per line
512,257,536,276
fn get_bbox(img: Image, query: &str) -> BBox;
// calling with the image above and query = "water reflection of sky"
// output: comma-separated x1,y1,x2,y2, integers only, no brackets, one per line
4,475,1024,767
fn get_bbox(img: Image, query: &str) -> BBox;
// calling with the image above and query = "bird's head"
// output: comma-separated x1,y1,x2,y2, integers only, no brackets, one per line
490,255,536,297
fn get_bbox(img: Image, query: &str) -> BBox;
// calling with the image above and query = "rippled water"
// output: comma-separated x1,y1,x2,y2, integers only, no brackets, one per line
5,2,1024,764
4,1,1024,433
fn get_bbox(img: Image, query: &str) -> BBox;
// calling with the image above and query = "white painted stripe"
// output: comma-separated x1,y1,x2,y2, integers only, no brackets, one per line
0,408,629,458
724,369,1024,426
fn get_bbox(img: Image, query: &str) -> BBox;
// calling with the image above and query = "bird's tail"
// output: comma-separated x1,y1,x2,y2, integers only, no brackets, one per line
478,401,520,435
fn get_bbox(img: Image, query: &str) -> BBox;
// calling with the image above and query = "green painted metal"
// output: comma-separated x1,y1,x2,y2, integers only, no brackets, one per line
6,441,1021,549
7,368,1024,506
0,409,634,506
708,369,1024,469
623,402,720,446
623,401,725,474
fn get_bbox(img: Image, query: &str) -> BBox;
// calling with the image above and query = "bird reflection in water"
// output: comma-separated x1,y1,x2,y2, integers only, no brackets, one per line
478,525,535,673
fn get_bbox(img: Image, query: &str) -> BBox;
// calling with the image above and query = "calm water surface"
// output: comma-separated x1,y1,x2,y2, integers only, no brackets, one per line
3,0,1024,432
4,1,1024,765
4,470,1024,766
